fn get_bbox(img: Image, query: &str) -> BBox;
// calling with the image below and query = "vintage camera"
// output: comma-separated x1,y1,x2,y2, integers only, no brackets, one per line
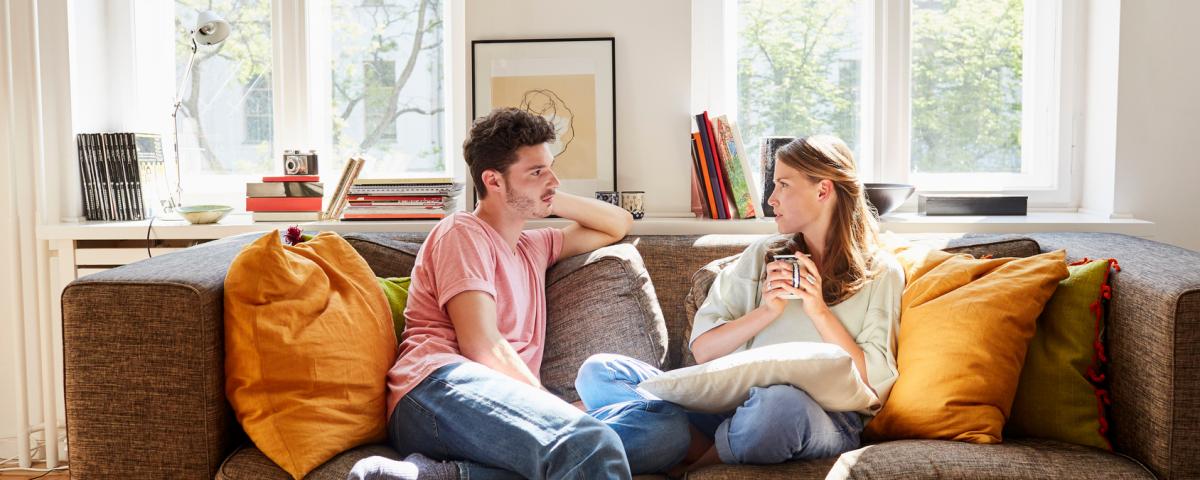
283,150,319,175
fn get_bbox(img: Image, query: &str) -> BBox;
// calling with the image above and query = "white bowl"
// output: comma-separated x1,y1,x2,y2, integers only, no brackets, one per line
176,205,233,224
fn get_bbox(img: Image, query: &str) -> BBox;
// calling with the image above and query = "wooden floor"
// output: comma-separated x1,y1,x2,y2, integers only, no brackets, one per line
0,466,69,479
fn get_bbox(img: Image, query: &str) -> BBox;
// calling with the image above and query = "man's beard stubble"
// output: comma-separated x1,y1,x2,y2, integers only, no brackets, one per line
505,185,553,218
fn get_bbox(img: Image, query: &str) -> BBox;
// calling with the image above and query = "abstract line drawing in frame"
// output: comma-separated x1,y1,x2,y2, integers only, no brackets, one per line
472,37,616,204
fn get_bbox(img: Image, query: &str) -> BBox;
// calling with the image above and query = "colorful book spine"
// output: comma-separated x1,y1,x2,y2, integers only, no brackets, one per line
714,115,757,219
726,118,763,216
692,132,720,219
702,111,735,219
689,139,708,218
694,115,728,219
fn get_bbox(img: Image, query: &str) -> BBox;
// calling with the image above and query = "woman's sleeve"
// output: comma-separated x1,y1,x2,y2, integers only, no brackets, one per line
855,257,905,405
688,241,766,349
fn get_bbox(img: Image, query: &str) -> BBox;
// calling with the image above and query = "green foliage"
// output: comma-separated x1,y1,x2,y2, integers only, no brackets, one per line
738,0,861,163
738,0,1025,175
911,0,1023,173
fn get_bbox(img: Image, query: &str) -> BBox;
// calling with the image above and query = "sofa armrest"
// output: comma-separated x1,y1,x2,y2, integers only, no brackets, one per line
1028,233,1200,480
63,233,260,478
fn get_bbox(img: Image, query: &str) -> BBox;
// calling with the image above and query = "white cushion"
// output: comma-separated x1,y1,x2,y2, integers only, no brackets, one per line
639,342,881,414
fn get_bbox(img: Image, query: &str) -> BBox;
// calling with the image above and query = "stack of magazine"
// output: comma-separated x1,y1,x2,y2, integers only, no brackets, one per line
343,177,463,220
76,132,169,221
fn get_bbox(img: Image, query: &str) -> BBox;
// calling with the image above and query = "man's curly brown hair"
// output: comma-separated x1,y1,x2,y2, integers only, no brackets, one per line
464,108,557,199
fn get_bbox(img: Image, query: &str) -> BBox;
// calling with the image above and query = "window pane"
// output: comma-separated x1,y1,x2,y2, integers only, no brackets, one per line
911,0,1023,173
175,0,274,175
330,0,445,175
738,0,864,177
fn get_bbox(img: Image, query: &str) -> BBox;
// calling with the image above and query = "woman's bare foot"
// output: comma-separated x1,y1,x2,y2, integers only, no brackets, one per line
666,425,719,478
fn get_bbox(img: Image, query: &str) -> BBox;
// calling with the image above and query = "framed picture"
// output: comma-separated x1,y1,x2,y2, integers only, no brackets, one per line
472,37,616,203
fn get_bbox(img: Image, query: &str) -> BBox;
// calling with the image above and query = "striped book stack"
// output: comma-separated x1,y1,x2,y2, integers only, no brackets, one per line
344,177,463,220
246,175,324,222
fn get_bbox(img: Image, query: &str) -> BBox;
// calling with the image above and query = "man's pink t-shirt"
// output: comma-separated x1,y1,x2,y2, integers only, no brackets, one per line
386,212,563,418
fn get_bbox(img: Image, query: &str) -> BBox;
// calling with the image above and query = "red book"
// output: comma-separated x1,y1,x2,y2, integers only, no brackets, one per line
692,133,718,218
262,175,319,182
703,111,734,219
246,197,323,212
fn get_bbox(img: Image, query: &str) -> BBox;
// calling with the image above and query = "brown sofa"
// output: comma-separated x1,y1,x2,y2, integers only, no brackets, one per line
61,231,1200,479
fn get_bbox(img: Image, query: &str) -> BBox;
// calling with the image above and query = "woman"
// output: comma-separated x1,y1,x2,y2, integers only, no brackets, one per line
575,135,904,472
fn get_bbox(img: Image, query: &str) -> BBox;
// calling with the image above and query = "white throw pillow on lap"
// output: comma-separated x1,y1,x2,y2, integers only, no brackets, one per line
639,342,880,414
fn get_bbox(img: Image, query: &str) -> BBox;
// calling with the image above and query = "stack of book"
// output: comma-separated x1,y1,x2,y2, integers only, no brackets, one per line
245,175,324,222
76,132,168,221
689,112,762,219
343,177,463,220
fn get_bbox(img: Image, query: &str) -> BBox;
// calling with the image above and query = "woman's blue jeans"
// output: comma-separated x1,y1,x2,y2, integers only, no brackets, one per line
575,353,864,466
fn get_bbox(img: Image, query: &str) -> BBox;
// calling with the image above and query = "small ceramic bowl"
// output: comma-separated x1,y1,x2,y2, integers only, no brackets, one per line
176,205,233,225
864,183,916,217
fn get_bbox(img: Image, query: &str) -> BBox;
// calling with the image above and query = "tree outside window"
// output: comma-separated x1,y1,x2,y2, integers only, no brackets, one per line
175,0,445,179
175,0,274,174
244,74,273,144
330,0,444,176
737,0,863,178
911,0,1023,174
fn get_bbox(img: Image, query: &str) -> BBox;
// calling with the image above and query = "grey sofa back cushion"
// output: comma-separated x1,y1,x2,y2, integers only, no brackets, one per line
542,243,669,403
343,233,425,278
680,235,1041,367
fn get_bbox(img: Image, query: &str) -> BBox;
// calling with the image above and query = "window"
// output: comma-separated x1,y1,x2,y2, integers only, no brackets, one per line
364,61,399,143
327,0,445,177
737,0,864,162
717,0,1076,205
175,0,274,175
171,0,447,207
244,75,273,144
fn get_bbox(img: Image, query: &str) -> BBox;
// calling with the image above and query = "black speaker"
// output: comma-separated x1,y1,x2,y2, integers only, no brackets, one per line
918,194,1028,216
759,136,795,217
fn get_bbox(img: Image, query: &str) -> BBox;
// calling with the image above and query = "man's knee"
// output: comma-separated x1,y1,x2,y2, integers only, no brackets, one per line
576,353,623,384
554,415,627,470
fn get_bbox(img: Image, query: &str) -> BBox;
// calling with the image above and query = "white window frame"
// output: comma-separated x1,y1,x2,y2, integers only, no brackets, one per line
698,0,1083,209
147,0,455,208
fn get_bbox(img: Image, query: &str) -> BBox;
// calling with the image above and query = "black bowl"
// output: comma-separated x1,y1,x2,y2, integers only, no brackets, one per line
864,183,915,217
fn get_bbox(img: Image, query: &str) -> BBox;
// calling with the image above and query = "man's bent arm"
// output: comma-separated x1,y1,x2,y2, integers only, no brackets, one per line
446,291,542,388
553,192,634,260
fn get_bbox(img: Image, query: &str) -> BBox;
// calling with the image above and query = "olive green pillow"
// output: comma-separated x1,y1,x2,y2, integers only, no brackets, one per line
1007,258,1118,450
376,277,410,345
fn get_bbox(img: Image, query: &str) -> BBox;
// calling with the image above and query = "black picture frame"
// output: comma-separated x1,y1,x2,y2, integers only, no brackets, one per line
471,37,617,206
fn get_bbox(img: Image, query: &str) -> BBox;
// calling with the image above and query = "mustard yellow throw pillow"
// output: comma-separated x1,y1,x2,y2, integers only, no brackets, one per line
225,231,397,479
864,247,1068,444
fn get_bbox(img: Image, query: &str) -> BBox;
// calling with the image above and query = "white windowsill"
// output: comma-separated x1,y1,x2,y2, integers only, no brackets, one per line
38,211,1154,241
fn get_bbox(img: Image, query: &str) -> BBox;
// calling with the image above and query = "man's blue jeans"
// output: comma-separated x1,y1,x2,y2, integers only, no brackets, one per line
575,354,864,465
387,362,630,480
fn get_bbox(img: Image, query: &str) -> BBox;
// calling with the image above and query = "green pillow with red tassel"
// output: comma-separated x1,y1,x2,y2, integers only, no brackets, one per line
1007,257,1121,449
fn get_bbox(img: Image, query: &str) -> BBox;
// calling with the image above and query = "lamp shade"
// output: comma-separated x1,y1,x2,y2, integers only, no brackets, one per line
193,10,230,46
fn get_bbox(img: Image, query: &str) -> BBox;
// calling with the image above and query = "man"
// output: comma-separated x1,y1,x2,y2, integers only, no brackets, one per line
357,108,640,479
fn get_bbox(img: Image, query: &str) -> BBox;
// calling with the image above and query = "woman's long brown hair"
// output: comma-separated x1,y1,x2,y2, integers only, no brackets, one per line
766,135,880,306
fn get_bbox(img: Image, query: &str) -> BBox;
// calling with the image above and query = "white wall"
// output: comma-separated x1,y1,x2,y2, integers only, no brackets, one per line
1112,0,1200,251
463,0,695,217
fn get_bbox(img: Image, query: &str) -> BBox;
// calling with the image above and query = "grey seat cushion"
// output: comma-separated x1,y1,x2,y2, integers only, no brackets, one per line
215,443,425,480
684,439,1152,479
542,243,670,402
